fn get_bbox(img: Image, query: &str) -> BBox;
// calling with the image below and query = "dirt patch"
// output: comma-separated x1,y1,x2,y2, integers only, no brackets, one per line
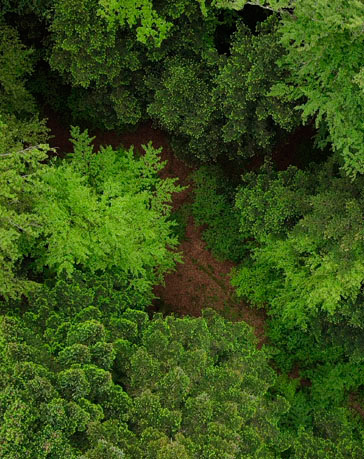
153,217,267,345
45,110,267,344
349,393,364,420
45,109,73,155
288,365,312,387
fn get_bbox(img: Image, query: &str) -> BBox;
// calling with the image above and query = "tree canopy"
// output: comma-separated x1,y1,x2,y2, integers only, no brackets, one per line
2,0,364,456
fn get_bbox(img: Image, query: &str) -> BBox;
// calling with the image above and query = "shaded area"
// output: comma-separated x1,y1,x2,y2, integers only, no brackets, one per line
288,365,312,388
239,3,272,34
349,393,364,421
245,123,318,173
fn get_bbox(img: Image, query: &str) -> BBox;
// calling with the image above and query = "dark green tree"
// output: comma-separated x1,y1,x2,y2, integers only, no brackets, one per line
148,15,296,163
213,16,298,159
0,294,293,457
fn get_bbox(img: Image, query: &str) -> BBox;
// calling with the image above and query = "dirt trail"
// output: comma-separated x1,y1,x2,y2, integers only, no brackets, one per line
46,112,267,345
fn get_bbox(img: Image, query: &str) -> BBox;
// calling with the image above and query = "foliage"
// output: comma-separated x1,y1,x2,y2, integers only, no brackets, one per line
146,56,222,162
123,309,290,457
48,0,215,130
192,166,246,262
0,306,132,457
48,0,147,129
0,140,49,300
0,24,50,299
4,1,364,456
97,0,173,47
233,157,364,327
0,0,52,16
35,128,182,279
168,203,191,243
97,0,210,48
0,24,37,115
212,0,291,10
213,16,298,158
0,297,292,457
49,0,137,89
147,15,296,163
269,0,364,176
0,127,182,301
213,0,364,175
232,154,364,450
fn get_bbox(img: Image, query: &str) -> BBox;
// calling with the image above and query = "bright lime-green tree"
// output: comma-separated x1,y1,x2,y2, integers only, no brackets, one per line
0,127,181,301
271,0,364,176
33,128,182,283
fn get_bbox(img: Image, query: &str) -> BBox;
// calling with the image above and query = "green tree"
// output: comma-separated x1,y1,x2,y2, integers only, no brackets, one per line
0,24,49,299
215,0,364,175
147,56,221,162
2,266,364,457
96,0,173,47
34,128,181,283
191,165,246,262
0,303,136,458
48,0,146,128
270,0,364,176
232,156,364,326
123,309,290,457
48,0,213,130
0,141,49,300
213,16,297,159
0,126,182,300
0,274,290,458
148,15,296,163
0,315,91,457
0,24,37,115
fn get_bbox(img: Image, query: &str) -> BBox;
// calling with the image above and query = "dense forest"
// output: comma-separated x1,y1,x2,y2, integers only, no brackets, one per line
2,0,364,457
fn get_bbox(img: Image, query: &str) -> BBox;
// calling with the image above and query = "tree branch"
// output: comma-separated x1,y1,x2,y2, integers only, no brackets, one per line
245,1,276,12
245,1,295,15
0,145,43,157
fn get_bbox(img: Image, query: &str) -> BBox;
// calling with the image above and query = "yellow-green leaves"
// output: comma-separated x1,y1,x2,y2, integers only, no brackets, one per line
33,129,182,289
97,0,173,47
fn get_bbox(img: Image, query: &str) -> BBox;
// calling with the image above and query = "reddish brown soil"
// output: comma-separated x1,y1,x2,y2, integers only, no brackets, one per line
46,111,73,154
349,393,364,420
45,111,267,344
271,124,316,171
153,218,267,343
243,123,316,175
288,365,312,387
